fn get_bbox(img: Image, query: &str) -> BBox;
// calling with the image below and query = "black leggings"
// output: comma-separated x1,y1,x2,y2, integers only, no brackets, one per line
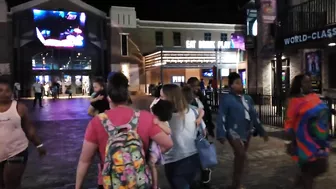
0,148,29,188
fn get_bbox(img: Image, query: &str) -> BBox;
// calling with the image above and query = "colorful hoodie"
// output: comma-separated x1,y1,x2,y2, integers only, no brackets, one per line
284,93,330,166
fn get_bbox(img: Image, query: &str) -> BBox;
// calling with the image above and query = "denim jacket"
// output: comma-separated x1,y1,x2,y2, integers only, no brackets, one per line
216,92,265,141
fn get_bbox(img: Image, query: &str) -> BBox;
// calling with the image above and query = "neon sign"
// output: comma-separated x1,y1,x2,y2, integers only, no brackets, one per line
186,39,245,50
186,40,232,49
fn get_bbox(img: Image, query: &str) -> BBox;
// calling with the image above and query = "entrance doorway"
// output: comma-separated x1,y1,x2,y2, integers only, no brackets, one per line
33,73,91,97
271,59,290,95
75,75,90,95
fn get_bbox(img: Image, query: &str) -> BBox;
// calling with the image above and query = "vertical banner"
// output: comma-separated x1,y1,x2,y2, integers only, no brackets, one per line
305,51,322,93
260,0,276,23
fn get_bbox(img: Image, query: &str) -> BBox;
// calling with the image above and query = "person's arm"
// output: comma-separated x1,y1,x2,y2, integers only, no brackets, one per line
195,108,205,126
149,119,173,153
90,95,104,103
90,97,98,103
18,103,42,146
18,103,46,155
216,95,229,143
87,105,97,117
246,95,266,138
283,99,296,141
154,119,171,135
76,121,99,189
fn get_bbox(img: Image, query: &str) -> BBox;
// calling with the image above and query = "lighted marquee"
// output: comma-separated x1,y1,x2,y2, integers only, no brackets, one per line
186,38,245,50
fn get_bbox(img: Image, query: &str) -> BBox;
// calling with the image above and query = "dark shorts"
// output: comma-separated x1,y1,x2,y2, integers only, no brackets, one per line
98,185,103,189
0,149,29,166
301,158,328,177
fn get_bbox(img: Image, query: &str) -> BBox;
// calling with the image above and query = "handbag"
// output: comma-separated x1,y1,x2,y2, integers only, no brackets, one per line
191,107,218,169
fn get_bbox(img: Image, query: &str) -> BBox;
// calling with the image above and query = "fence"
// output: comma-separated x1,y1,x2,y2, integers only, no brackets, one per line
205,91,336,137
283,0,336,36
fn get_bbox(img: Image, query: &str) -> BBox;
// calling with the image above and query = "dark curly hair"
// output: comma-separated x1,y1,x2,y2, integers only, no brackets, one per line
151,99,173,122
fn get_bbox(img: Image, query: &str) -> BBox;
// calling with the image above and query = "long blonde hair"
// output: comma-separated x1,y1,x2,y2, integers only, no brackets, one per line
162,84,188,117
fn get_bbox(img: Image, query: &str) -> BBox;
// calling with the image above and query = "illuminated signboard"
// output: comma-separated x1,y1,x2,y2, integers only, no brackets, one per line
186,40,245,50
186,40,231,49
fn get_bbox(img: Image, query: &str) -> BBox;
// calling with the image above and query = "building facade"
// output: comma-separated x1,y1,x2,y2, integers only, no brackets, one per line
1,1,246,96
250,0,336,97
6,0,108,97
110,6,247,92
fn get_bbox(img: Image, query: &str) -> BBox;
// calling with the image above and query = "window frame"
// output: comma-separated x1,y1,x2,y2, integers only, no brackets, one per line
155,31,164,46
173,32,181,47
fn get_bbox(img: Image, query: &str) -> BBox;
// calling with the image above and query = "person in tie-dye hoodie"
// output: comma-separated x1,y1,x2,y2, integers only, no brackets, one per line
284,74,329,189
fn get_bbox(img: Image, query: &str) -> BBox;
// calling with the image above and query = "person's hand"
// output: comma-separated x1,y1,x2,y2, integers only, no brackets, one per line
202,129,207,137
37,146,46,157
153,117,159,125
195,118,202,126
96,95,104,100
218,138,226,145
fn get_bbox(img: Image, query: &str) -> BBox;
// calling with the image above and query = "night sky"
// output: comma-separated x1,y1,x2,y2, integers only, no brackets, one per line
6,0,250,24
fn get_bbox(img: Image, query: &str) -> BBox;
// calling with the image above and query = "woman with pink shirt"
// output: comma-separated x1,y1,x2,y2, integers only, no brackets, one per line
75,72,173,189
0,78,46,189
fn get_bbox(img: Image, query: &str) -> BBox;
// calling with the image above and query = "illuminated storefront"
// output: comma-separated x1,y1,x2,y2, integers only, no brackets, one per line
144,37,247,89
10,1,107,97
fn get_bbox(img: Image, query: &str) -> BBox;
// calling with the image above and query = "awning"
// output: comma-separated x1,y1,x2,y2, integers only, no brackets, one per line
144,49,241,69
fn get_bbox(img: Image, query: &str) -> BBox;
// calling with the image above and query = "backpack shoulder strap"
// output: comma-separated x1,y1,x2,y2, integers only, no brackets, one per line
128,109,140,130
97,113,115,135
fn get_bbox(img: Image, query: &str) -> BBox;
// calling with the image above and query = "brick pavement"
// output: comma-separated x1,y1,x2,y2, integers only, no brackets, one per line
18,99,336,189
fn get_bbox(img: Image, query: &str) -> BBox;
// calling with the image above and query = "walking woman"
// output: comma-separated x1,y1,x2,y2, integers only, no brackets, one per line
75,72,173,189
0,78,46,189
284,74,329,189
216,72,268,189
160,84,202,189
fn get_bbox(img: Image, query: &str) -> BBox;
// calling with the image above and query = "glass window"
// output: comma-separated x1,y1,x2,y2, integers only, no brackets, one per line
155,31,163,46
204,33,211,41
173,32,181,46
32,50,91,71
220,33,228,41
121,34,128,56
239,50,246,62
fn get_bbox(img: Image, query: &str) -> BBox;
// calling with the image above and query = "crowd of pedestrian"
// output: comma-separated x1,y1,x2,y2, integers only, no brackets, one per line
0,71,331,189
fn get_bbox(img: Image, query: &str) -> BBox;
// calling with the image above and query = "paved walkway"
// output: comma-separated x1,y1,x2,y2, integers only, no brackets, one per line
19,98,336,189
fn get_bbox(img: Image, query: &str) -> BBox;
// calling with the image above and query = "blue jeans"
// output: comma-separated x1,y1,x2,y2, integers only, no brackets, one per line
164,154,200,189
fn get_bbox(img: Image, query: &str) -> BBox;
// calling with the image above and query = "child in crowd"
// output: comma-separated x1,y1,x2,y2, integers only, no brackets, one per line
87,77,110,116
149,99,173,189
182,86,205,127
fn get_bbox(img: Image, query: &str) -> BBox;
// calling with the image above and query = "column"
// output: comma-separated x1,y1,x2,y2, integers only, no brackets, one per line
0,1,11,80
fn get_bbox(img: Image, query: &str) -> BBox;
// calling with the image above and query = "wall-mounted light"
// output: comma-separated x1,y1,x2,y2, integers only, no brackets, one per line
121,63,130,79
328,43,336,47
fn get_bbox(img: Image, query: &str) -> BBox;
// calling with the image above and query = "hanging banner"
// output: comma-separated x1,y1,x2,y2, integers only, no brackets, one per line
260,0,276,23
305,51,322,93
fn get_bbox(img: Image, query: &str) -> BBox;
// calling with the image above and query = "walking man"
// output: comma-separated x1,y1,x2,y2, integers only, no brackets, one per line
32,80,43,108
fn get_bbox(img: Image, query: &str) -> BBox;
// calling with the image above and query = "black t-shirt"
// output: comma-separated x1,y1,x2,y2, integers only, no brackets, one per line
91,90,110,113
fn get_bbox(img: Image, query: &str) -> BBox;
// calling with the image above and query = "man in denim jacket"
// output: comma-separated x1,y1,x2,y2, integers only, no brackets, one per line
216,72,268,189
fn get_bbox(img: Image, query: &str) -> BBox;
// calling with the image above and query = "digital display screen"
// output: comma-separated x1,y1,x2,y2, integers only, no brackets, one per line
33,9,86,48
231,33,245,51
202,69,214,77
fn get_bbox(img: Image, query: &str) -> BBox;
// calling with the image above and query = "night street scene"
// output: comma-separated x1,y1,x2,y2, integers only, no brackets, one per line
1,0,336,189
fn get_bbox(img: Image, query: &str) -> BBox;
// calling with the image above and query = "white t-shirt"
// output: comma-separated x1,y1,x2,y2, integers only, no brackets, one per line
32,83,42,93
164,108,200,164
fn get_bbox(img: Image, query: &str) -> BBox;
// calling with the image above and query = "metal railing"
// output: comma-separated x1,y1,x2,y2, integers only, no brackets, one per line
282,0,336,36
205,91,336,137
